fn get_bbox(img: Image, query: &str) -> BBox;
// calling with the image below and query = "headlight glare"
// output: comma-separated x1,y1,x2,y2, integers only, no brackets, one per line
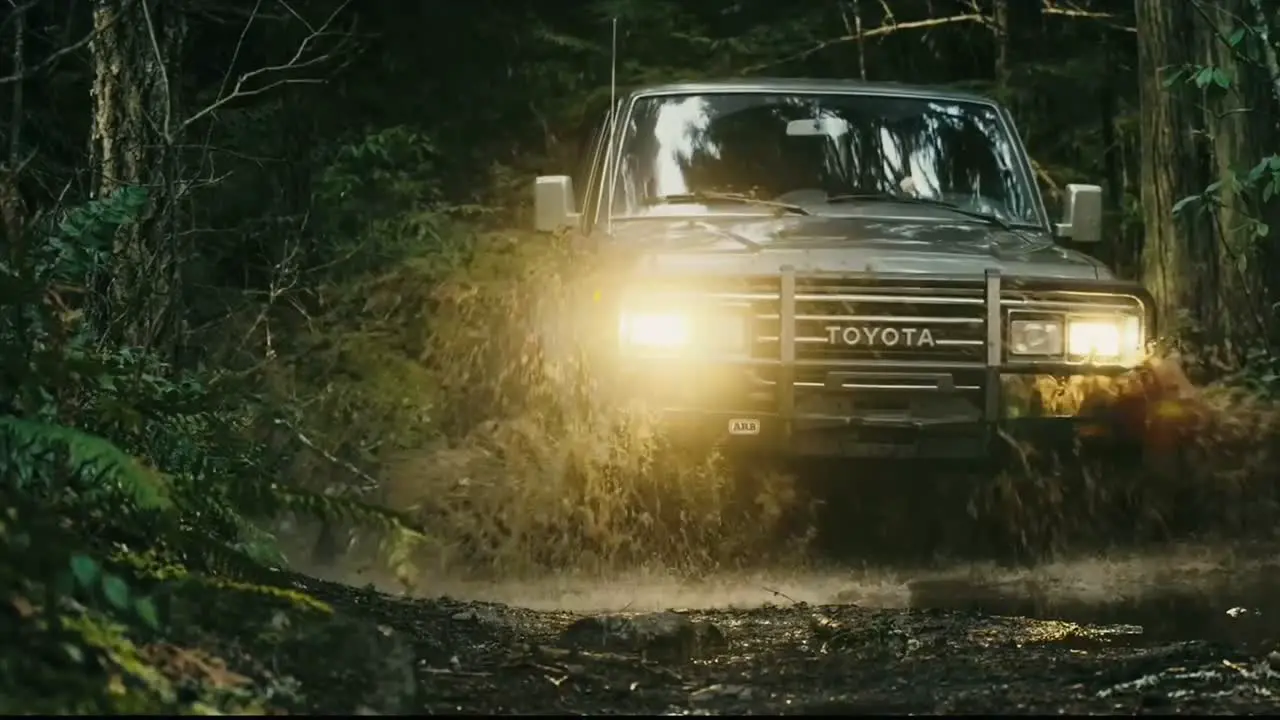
618,306,747,354
619,312,692,349
1068,316,1142,359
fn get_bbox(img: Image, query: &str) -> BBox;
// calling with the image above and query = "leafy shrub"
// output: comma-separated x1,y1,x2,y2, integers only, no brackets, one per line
0,188,423,711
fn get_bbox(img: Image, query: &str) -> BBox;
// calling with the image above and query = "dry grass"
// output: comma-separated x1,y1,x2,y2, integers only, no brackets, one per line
383,413,813,579
311,229,1280,577
372,232,814,579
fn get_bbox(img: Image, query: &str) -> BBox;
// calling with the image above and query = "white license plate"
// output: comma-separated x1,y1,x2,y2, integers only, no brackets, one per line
728,418,761,436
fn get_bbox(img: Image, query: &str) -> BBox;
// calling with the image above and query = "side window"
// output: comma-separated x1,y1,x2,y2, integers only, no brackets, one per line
573,121,602,212
578,109,611,233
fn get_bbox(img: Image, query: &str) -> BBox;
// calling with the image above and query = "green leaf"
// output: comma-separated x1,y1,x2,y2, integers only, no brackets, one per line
1248,159,1269,182
1257,222,1270,238
1171,194,1199,215
1227,27,1246,47
134,597,160,630
101,574,130,610
1194,66,1216,88
1212,68,1232,89
62,643,85,664
70,554,100,588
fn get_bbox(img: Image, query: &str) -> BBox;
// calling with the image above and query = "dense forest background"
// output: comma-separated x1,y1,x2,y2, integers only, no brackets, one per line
5,0,1280,711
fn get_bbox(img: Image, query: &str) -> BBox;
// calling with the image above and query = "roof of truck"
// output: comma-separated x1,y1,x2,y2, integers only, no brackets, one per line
628,78,995,105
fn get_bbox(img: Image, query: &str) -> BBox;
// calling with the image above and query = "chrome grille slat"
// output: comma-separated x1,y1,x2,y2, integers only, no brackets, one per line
756,336,983,346
756,314,983,324
714,292,984,305
785,381,982,391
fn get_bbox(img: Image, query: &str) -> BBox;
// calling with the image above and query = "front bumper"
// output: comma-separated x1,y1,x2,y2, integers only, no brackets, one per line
616,267,1154,461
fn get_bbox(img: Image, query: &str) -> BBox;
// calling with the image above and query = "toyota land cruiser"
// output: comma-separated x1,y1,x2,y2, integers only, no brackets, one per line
532,79,1155,464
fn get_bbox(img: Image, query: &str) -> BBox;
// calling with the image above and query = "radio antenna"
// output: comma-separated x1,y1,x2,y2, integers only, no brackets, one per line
606,16,619,235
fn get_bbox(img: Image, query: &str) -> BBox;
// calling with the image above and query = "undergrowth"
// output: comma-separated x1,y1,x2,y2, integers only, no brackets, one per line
0,188,424,713
271,228,815,581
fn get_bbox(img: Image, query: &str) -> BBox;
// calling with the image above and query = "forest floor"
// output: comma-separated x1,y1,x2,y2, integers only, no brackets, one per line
139,542,1280,715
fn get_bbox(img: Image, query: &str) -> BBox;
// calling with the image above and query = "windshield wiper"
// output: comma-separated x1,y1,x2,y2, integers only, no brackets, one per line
824,192,1016,232
647,191,810,216
686,221,761,252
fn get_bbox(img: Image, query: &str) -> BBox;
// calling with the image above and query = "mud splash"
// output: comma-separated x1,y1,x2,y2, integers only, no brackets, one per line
388,542,1280,648
288,541,1280,713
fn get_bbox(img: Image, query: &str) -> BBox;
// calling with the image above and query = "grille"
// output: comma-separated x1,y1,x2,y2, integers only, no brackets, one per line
751,279,987,364
687,275,1147,369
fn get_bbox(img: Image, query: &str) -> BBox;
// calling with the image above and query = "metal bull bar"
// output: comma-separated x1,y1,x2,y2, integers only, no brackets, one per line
774,264,1004,441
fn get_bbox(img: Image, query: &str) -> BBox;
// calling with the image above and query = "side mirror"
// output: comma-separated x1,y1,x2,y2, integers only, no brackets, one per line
1055,183,1103,243
534,175,580,232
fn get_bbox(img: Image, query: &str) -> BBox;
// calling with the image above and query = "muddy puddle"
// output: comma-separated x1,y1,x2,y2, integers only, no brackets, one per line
391,541,1280,650
297,541,1280,713
907,546,1280,651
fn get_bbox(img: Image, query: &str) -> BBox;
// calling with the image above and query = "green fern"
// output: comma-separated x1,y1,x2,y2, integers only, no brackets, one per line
0,416,172,512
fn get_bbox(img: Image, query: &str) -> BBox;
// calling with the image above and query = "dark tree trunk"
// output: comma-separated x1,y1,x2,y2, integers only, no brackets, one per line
992,0,1010,98
1198,0,1280,347
1136,0,1215,342
88,0,186,359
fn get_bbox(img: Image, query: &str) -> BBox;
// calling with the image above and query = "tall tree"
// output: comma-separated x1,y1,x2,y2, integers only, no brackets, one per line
1136,0,1214,340
1196,0,1280,345
88,0,185,357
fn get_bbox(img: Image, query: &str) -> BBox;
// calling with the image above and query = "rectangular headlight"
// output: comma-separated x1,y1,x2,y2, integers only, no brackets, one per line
1009,319,1064,356
1009,314,1143,362
619,312,693,348
1067,316,1142,360
618,309,747,353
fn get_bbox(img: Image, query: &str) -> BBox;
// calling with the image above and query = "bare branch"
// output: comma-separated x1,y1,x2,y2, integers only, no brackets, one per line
138,0,174,142
190,0,265,189
1041,0,1137,32
276,0,317,34
0,17,103,85
740,14,987,74
178,0,352,134
9,1,25,163
1040,1,1112,20
876,0,897,26
0,0,45,38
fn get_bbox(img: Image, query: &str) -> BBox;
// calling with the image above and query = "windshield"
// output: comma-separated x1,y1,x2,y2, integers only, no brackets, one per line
607,92,1042,226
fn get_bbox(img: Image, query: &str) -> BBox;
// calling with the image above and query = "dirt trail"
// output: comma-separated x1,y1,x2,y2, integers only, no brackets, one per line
288,541,1280,713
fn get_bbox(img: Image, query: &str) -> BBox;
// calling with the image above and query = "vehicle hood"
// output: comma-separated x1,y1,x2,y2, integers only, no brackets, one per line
606,215,1110,281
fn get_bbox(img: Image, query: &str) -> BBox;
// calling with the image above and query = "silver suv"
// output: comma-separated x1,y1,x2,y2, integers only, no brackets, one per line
533,79,1154,463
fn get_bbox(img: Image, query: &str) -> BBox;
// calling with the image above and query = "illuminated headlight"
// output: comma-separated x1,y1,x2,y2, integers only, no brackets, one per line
619,312,692,348
1009,315,1144,362
1067,316,1142,360
618,310,747,353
